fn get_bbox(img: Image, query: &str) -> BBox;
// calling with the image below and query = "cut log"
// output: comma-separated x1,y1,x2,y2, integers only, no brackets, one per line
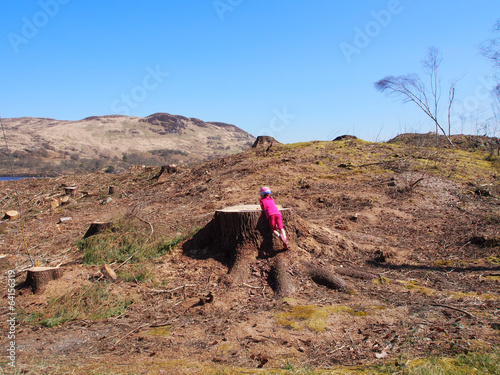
83,221,113,239
100,264,117,282
3,210,19,221
271,254,295,297
25,267,63,294
306,263,349,292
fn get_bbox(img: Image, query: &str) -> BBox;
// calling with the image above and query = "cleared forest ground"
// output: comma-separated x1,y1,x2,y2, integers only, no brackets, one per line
0,136,499,374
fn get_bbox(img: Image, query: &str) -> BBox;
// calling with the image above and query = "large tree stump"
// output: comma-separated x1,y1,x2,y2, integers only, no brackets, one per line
25,267,63,294
205,205,293,285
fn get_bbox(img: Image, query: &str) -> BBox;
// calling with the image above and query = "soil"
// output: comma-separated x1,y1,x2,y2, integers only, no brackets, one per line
0,137,499,373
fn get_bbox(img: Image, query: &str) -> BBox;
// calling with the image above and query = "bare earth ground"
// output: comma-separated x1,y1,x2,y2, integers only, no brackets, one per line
0,138,499,374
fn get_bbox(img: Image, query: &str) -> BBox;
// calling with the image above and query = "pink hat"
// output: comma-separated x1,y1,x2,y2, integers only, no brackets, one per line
259,186,271,195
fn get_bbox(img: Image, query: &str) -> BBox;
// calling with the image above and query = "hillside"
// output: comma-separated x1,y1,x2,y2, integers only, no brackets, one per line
0,113,255,175
0,137,499,374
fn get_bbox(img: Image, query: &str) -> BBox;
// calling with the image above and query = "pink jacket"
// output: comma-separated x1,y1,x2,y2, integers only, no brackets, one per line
260,196,280,218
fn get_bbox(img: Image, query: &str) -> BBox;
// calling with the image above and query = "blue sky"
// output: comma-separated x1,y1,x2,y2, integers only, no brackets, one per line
1,1,499,143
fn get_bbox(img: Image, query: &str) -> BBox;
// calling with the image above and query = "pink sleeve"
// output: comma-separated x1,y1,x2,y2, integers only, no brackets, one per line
260,197,280,217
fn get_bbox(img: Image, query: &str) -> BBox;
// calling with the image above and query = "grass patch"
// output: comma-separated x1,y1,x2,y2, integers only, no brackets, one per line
24,282,134,327
116,261,155,283
11,348,500,374
373,348,500,374
77,218,199,265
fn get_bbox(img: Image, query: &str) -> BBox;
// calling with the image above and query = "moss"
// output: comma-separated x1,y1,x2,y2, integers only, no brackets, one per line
372,276,389,284
487,256,500,265
147,325,172,337
275,304,370,332
483,275,500,281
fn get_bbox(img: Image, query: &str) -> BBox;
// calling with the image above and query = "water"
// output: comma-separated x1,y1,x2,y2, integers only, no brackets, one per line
0,176,36,181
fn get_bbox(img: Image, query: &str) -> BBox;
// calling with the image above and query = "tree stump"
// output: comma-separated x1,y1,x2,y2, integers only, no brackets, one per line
25,267,63,294
152,164,179,182
251,136,280,149
205,205,293,285
100,264,117,282
64,186,76,196
83,221,113,239
3,210,19,221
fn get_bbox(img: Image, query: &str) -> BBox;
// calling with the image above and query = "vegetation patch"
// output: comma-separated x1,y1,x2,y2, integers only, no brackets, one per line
275,305,370,332
24,283,134,327
77,218,199,265
147,325,172,337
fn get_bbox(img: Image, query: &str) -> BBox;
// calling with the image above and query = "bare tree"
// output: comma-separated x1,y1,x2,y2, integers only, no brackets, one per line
481,20,500,139
447,84,455,137
375,47,455,147
480,20,500,69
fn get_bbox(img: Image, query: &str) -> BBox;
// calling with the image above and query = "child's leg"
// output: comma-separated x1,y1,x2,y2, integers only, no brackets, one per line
280,228,287,241
268,215,281,238
274,215,289,249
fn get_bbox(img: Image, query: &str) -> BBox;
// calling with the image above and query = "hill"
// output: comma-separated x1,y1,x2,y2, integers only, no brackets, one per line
0,113,255,175
0,137,499,373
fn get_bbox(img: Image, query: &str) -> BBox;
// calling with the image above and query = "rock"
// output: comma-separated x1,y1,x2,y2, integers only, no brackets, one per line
57,217,72,224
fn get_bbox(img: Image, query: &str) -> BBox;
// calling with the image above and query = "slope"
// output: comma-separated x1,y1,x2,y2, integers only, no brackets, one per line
0,137,499,373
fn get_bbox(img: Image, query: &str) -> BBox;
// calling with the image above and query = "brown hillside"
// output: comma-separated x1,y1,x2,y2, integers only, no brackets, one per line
0,113,255,175
0,138,499,373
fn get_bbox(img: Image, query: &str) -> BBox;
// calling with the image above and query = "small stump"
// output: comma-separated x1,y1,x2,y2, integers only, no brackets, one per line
3,210,19,221
25,267,63,294
83,221,113,239
64,186,77,196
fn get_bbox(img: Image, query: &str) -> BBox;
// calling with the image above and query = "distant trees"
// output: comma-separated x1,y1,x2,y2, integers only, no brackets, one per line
480,20,500,71
375,47,455,146
481,20,500,138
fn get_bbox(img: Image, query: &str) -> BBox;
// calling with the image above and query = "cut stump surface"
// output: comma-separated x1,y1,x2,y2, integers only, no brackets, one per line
25,266,63,294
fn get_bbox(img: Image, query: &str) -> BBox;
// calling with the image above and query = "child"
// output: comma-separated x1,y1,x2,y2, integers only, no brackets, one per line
259,186,289,250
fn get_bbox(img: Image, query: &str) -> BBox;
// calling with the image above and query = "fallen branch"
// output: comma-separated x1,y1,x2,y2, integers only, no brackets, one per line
110,323,150,348
243,283,262,289
131,214,154,236
431,303,474,318
151,284,197,293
